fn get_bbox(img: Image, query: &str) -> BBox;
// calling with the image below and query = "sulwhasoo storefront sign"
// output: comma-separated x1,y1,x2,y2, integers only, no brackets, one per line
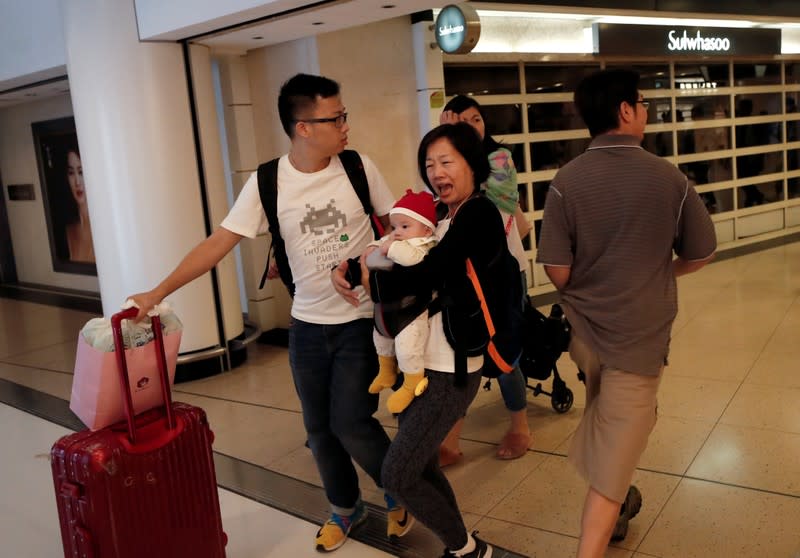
594,23,781,57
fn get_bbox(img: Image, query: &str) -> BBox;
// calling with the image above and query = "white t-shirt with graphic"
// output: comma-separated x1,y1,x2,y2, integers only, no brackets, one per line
221,153,395,324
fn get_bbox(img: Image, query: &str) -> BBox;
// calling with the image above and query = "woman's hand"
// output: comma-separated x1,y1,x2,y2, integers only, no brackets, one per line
439,110,461,125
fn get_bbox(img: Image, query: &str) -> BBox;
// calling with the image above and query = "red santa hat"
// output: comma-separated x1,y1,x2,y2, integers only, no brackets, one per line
390,189,438,231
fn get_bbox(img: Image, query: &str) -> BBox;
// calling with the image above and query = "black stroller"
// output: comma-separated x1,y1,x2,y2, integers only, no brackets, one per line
517,301,583,413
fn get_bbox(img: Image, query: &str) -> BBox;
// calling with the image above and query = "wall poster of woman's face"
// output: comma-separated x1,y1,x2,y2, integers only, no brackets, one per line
32,116,97,276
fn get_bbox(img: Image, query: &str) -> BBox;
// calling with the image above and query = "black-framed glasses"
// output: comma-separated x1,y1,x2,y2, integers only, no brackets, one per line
636,100,651,110
295,113,348,128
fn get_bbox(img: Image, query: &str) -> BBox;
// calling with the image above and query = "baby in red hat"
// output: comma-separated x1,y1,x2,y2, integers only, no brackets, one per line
369,189,439,413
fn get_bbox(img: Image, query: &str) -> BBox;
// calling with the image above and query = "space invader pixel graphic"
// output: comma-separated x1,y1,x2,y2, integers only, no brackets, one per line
300,199,346,236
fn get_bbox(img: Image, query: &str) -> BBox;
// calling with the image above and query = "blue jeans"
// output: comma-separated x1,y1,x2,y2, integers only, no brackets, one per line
288,318,391,514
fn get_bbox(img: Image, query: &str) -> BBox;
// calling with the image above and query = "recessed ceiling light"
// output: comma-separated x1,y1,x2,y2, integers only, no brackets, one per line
252,35,263,40
312,21,324,26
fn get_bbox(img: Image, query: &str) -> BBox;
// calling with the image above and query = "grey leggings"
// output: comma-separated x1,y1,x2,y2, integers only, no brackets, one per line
381,370,482,550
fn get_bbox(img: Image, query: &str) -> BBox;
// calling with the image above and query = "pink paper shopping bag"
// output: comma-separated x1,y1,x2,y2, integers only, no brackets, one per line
69,329,182,430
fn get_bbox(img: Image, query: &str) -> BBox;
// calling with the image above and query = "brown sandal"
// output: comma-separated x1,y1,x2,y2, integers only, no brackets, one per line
438,446,463,468
496,432,531,460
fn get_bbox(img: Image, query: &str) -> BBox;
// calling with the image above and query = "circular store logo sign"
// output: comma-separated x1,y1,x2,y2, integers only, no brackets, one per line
435,4,481,54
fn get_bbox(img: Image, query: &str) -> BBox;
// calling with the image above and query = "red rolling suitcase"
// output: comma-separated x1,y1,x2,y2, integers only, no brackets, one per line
51,308,227,558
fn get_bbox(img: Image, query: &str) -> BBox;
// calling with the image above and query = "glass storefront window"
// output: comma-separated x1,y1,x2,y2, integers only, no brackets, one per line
676,96,731,121
788,177,800,199
734,62,781,86
481,104,523,135
679,157,733,185
605,63,670,89
787,148,800,171
736,150,784,179
787,92,800,115
677,127,731,155
504,143,526,173
787,121,800,145
532,181,550,211
674,63,730,89
444,64,520,95
700,188,735,214
527,102,584,132
643,131,673,156
734,93,783,116
530,137,591,171
786,63,800,85
737,181,784,208
524,64,600,93
735,122,783,151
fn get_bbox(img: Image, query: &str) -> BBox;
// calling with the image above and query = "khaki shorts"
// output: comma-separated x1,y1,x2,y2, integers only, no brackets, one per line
567,334,662,503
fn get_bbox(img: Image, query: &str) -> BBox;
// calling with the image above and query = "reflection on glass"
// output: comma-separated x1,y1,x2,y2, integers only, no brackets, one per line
788,92,800,111
734,62,781,86
676,96,730,121
524,64,600,93
506,143,525,173
677,127,731,155
530,138,591,171
481,104,523,135
788,148,800,171
737,181,784,208
735,122,783,152
643,132,672,156
679,157,733,185
518,183,530,212
533,181,551,211
674,63,729,89
698,188,734,214
787,63,800,85
788,177,800,199
444,64,520,95
534,219,542,248
528,102,584,132
605,63,670,89
734,94,783,116
786,121,800,147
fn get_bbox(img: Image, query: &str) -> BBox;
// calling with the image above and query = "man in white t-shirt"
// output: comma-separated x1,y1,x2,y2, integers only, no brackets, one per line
128,73,410,553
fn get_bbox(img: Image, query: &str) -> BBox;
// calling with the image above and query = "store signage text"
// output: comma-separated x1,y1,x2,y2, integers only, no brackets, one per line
667,30,730,52
439,24,465,37
593,23,780,57
434,4,481,54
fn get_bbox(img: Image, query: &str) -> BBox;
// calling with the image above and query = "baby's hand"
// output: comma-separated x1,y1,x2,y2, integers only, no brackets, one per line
380,239,393,255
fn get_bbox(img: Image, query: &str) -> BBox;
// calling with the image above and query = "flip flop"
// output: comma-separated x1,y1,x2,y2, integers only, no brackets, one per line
496,432,531,460
438,446,463,468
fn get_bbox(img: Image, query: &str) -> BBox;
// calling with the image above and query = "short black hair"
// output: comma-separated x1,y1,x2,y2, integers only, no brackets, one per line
277,74,340,137
574,69,640,137
443,94,503,153
417,122,490,193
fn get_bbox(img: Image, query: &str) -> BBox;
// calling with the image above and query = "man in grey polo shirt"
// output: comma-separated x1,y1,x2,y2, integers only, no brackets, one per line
537,68,716,558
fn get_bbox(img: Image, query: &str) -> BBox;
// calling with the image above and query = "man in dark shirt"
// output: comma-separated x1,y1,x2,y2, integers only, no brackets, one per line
537,69,716,558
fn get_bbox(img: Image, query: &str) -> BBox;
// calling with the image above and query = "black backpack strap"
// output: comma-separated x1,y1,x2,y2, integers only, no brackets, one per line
339,149,384,239
256,158,295,297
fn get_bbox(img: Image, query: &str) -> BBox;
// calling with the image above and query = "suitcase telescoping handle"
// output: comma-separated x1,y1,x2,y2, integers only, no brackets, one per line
110,307,176,444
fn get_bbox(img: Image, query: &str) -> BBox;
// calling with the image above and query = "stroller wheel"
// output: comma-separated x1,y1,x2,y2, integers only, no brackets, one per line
551,387,574,413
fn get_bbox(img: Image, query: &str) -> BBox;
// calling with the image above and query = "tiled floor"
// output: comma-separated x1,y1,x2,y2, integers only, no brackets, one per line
0,402,392,558
1,240,800,557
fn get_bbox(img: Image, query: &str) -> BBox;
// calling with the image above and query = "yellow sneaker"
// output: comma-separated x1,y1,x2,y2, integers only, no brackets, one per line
314,503,367,552
369,355,399,394
385,494,415,540
386,372,428,414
